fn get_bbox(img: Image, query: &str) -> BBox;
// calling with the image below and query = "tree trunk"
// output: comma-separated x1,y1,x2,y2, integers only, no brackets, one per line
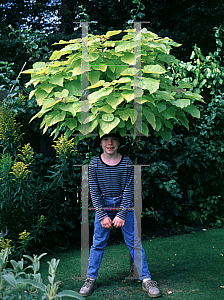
61,0,75,35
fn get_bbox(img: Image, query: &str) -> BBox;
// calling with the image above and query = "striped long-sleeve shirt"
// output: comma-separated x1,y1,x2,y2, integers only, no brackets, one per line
89,154,134,221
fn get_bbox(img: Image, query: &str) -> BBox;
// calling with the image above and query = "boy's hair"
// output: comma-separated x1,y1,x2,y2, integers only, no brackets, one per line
94,132,125,147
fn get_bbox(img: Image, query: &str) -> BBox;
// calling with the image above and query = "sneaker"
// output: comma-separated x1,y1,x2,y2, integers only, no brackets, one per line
142,280,161,298
79,278,97,297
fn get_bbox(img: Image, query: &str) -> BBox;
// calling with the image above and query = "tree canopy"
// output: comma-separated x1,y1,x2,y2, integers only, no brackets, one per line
24,28,203,144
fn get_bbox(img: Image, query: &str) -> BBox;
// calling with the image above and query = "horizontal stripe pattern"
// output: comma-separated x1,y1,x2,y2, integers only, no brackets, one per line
89,155,134,221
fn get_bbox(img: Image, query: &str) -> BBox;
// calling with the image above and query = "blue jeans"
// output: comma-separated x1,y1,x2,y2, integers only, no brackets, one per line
87,196,151,280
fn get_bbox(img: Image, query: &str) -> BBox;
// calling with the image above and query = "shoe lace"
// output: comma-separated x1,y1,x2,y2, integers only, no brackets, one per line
145,280,158,289
83,279,94,288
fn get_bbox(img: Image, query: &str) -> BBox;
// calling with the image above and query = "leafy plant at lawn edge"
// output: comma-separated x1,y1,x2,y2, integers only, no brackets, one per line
24,28,204,144
0,145,40,243
0,248,84,300
37,135,82,251
171,27,224,97
0,107,23,157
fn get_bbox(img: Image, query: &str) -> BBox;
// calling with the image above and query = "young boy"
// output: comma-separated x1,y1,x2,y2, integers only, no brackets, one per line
79,133,161,298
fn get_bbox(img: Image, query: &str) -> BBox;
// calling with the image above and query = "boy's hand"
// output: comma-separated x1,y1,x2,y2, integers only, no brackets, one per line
112,216,125,228
100,216,113,229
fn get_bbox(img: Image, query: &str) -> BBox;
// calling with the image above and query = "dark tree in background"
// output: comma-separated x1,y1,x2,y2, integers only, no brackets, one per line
0,0,60,32
0,0,224,71
141,0,224,60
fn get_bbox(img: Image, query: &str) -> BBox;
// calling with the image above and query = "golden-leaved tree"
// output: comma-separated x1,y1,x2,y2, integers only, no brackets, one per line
24,28,204,144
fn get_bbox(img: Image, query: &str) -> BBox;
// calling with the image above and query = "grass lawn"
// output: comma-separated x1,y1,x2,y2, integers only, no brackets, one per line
39,228,224,299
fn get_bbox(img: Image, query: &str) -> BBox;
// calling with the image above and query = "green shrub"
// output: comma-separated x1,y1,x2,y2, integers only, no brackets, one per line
0,248,84,300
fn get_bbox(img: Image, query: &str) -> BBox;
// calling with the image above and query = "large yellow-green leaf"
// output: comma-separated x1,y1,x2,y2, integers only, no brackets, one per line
60,102,81,116
142,106,156,129
63,43,81,51
136,121,149,136
122,33,134,41
142,41,167,53
142,95,155,105
91,65,107,72
106,68,116,81
23,68,35,74
54,89,69,99
102,41,116,47
160,127,171,141
155,117,162,131
64,80,81,96
118,110,130,121
170,99,191,108
44,111,66,128
88,80,105,89
86,53,99,62
51,121,66,139
158,54,178,64
66,118,77,130
121,90,134,102
83,114,97,124
105,30,122,38
79,119,98,135
98,104,115,113
44,99,62,109
119,127,127,136
28,73,47,87
106,95,124,109
49,75,64,87
115,41,134,52
66,53,81,66
112,77,131,85
71,59,82,76
178,115,189,130
50,50,65,60
115,66,128,77
99,117,120,134
30,106,52,122
48,67,62,75
88,87,113,103
133,97,149,104
119,83,132,91
184,91,204,102
35,88,49,105
120,68,137,76
128,108,138,124
155,91,174,101
109,66,115,73
89,71,101,85
161,107,176,119
120,52,135,65
53,39,74,45
184,105,200,118
33,62,46,69
143,65,166,74
117,119,125,128
141,77,160,94
156,102,166,113
102,113,114,122
40,82,54,94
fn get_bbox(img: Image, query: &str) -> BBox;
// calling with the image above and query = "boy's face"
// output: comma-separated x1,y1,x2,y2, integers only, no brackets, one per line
100,136,120,155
